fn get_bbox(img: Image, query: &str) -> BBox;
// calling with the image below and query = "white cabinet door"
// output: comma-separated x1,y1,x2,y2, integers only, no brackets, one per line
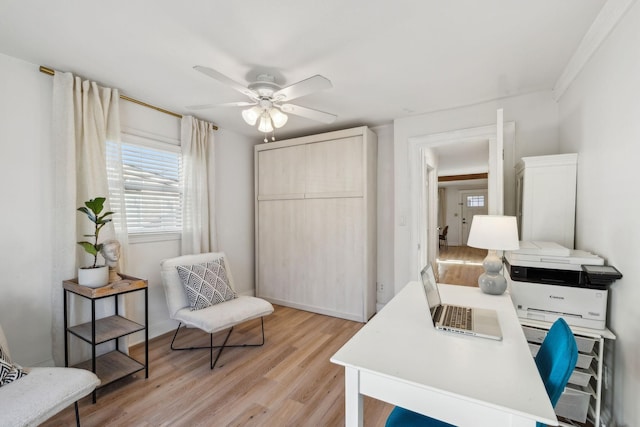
305,198,365,319
257,199,306,303
257,145,306,199
305,136,363,197
517,154,577,248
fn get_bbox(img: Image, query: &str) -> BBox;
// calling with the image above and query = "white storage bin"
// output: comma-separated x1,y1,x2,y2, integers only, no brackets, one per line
522,325,596,354
574,335,596,354
522,325,546,344
555,384,592,423
529,343,595,370
575,352,595,370
568,367,595,387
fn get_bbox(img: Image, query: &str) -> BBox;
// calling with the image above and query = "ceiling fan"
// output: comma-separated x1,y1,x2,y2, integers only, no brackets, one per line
188,65,337,141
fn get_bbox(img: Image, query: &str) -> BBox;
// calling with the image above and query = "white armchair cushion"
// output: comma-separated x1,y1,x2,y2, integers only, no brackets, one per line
0,367,99,427
160,252,274,333
175,296,274,334
176,259,236,310
0,324,100,427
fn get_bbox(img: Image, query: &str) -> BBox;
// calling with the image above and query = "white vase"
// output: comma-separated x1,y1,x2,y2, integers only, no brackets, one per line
77,265,109,288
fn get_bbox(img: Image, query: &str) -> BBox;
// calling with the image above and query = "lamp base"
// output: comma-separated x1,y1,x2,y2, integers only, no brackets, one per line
478,250,507,295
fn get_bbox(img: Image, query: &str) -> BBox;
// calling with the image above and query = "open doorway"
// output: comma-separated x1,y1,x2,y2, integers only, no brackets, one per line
437,180,488,286
408,111,514,287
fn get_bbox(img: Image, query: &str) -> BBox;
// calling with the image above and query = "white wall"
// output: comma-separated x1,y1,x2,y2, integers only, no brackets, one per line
393,91,560,294
371,124,394,305
0,53,54,366
0,53,258,364
557,2,640,425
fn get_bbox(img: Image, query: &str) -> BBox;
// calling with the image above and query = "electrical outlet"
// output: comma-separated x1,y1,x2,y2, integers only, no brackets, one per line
378,283,384,293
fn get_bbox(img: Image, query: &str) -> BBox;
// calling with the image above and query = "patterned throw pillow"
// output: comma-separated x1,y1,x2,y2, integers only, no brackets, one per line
0,345,27,387
176,258,237,310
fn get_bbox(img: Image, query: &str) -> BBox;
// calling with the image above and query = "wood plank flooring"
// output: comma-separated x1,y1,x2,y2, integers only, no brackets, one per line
43,248,487,426
42,306,394,427
436,245,487,287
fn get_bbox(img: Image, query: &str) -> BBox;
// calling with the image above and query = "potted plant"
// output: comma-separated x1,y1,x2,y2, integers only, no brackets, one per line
77,197,114,288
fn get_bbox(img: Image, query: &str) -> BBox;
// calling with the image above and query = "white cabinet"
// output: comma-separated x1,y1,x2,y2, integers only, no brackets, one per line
255,127,377,322
515,153,577,248
520,319,615,426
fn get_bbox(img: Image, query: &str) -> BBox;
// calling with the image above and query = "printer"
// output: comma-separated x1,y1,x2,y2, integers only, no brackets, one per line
506,241,611,330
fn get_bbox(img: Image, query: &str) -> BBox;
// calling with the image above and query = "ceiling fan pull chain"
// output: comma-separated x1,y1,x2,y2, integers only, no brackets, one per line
271,131,276,142
263,133,268,143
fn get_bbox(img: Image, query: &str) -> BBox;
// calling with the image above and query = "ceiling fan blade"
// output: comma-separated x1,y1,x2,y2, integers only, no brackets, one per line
274,75,332,102
186,101,257,110
280,103,337,124
218,101,257,107
193,65,258,100
185,103,219,110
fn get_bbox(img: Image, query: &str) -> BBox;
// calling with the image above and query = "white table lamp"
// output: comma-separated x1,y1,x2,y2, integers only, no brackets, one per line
467,215,520,295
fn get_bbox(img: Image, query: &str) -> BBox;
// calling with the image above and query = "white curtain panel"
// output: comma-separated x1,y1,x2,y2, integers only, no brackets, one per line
180,116,217,255
51,72,122,366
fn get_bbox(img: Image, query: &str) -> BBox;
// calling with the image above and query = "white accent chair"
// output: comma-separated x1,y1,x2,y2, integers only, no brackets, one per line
160,252,274,369
0,324,100,427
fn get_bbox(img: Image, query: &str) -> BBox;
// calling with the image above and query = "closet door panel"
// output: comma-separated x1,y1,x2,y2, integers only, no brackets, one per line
257,145,306,199
305,136,363,196
304,198,364,318
257,199,306,303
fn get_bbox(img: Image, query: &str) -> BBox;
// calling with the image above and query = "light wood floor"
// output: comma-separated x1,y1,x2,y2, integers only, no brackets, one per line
436,245,488,287
43,248,485,426
42,306,394,427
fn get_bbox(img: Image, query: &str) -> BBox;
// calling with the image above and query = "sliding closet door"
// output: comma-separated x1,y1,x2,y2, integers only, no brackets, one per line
305,197,365,319
255,126,376,322
257,199,306,303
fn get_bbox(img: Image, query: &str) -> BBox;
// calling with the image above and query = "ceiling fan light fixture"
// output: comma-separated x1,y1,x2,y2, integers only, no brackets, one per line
269,108,288,128
258,113,274,133
241,106,262,126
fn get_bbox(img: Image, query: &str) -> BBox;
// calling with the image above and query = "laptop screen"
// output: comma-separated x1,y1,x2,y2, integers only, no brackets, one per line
420,265,441,314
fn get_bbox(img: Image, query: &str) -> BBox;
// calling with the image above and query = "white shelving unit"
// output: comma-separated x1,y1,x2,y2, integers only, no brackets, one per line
520,318,615,426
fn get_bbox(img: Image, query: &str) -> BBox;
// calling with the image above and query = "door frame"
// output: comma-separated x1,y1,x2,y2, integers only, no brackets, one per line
408,115,515,281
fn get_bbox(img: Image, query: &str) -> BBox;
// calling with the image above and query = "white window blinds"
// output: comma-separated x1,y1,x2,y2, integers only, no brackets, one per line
107,134,182,234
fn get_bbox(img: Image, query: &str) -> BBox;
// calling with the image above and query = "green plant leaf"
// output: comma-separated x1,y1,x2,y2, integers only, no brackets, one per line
77,241,98,256
85,197,106,215
98,211,115,222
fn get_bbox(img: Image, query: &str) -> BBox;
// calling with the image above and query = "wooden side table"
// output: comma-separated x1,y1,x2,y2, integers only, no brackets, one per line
63,274,149,403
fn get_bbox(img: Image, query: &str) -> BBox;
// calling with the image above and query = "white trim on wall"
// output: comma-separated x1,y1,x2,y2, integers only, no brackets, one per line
553,0,636,100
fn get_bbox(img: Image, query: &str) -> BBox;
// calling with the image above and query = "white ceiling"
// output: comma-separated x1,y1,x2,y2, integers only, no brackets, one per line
0,0,605,141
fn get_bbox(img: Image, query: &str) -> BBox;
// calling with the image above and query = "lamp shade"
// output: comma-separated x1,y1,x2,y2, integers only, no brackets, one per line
258,113,274,133
269,108,288,128
242,106,262,126
467,215,519,251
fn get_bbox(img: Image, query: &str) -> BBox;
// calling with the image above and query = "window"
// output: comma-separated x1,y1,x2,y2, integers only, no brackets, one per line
107,133,182,235
466,195,485,207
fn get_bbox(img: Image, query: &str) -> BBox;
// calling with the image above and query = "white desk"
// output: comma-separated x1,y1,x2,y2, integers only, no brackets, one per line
331,282,558,427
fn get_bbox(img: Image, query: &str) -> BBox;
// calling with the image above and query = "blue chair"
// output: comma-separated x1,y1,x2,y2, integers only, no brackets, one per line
385,318,578,427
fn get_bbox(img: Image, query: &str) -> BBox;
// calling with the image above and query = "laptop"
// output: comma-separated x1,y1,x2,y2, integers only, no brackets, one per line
420,265,503,341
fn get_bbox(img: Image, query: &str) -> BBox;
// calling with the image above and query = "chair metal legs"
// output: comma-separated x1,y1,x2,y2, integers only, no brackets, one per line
74,401,80,427
170,317,266,369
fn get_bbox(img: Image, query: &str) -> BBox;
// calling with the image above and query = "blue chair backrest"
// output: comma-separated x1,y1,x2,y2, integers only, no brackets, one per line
534,318,578,407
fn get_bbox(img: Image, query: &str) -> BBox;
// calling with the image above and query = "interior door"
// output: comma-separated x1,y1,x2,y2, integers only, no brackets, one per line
460,190,489,245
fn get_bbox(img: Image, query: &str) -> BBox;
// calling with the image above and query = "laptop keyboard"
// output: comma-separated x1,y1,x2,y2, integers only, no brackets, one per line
444,305,473,330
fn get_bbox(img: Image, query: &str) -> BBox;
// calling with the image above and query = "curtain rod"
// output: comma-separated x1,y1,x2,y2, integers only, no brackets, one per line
39,65,219,131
